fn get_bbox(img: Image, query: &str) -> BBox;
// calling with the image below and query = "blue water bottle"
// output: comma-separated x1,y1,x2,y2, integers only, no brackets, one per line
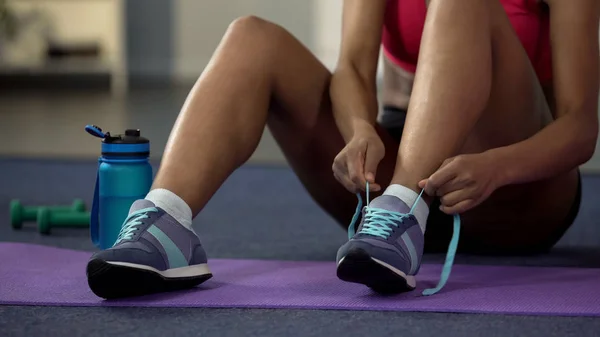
85,125,153,249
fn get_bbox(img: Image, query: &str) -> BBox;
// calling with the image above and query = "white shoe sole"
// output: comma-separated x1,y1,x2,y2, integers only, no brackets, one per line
107,261,212,279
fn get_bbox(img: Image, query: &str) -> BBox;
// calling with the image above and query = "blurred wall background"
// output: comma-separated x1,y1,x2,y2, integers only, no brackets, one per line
0,0,598,169
131,0,371,83
129,0,600,170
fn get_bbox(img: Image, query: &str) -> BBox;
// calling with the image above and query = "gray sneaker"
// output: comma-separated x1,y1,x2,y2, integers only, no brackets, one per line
86,200,212,299
336,195,424,294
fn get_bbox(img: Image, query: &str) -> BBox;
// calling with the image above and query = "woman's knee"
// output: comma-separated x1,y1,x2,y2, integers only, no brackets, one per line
225,16,289,51
209,15,293,82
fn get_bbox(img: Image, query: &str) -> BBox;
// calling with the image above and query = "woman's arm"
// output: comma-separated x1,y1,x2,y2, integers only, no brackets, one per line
330,0,387,143
492,0,600,186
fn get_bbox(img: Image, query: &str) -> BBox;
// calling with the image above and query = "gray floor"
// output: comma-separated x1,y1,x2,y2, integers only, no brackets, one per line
3,306,599,337
3,158,600,260
2,89,600,337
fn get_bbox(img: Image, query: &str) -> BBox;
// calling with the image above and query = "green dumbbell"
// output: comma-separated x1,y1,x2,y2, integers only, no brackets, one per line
37,208,91,235
10,199,86,229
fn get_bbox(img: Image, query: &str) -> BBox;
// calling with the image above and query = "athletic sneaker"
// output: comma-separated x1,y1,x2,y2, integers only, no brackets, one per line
336,195,424,294
86,200,212,299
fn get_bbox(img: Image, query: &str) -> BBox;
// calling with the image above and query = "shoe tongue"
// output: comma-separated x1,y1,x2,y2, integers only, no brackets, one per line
368,195,411,213
129,199,156,213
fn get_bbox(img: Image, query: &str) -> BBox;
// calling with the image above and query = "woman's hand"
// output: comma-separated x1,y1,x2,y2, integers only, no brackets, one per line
418,152,502,214
333,125,385,193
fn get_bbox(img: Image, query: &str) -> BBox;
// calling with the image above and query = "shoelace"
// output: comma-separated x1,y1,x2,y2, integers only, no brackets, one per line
348,182,461,296
114,207,158,245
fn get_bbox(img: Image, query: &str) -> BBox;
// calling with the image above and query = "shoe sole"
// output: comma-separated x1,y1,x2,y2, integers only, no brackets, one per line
336,248,416,294
86,259,213,299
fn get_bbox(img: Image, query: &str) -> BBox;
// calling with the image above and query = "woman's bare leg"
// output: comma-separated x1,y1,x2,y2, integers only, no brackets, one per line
152,16,398,226
390,0,579,251
335,0,580,296
87,16,403,299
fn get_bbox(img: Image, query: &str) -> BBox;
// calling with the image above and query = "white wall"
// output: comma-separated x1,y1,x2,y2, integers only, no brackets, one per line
172,0,382,80
173,0,314,82
311,0,343,71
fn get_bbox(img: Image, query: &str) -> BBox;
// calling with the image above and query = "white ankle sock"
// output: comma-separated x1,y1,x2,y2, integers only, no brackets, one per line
383,184,429,232
145,188,193,230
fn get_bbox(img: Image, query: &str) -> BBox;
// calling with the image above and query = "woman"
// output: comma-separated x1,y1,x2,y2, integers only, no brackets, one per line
86,0,599,299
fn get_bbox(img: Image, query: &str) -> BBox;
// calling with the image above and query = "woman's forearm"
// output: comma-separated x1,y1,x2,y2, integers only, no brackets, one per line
491,112,598,186
329,65,379,143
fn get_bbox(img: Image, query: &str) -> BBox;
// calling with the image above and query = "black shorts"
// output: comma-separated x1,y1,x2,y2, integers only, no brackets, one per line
381,106,582,255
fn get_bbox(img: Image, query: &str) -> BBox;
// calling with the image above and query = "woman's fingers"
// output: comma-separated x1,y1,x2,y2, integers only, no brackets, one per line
334,171,357,193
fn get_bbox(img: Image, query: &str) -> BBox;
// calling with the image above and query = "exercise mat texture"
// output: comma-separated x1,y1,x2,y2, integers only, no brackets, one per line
1,243,599,317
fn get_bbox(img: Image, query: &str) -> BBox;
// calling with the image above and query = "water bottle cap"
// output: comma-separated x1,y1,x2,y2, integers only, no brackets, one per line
103,130,149,145
103,130,149,157
85,125,150,157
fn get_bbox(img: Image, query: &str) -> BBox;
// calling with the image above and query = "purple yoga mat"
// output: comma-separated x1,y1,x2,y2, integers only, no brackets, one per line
1,243,599,316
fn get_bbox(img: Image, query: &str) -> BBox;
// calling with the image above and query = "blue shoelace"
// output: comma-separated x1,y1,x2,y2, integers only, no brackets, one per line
114,207,158,245
348,183,461,296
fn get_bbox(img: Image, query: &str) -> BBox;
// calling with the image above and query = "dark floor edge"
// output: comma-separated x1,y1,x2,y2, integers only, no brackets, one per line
1,303,598,319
